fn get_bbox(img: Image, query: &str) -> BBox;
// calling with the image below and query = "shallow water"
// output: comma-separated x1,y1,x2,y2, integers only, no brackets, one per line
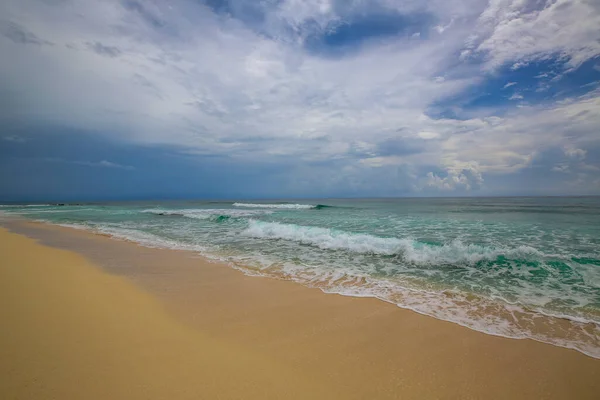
2,197,599,357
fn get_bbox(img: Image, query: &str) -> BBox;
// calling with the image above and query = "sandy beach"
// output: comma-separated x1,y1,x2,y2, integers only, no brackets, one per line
1,220,600,399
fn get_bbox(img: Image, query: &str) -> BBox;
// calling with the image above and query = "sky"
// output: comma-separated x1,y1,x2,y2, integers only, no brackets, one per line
1,0,600,201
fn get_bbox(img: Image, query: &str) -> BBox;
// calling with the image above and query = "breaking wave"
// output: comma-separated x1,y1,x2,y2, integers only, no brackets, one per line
0,204,53,207
141,208,268,220
232,202,325,209
243,220,542,264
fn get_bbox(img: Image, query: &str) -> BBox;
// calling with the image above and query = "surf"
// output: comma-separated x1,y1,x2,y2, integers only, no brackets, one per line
242,220,543,264
141,208,268,220
232,202,331,209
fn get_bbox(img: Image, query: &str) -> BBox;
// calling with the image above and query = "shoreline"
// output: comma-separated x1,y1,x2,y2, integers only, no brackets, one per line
7,216,600,359
2,218,600,398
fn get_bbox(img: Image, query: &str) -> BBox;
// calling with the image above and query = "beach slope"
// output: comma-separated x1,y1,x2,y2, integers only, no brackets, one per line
1,223,600,399
0,227,332,399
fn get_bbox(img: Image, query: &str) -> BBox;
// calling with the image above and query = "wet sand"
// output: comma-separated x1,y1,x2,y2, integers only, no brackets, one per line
1,220,600,399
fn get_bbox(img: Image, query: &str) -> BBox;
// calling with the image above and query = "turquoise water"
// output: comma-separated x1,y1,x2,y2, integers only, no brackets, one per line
2,197,599,357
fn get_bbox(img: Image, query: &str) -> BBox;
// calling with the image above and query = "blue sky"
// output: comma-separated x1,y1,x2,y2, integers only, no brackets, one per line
1,0,600,200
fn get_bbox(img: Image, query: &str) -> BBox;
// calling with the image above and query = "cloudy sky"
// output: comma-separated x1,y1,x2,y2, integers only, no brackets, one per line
1,0,599,200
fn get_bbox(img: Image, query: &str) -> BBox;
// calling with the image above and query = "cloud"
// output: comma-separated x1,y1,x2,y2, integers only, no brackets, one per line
82,160,135,170
87,41,122,58
3,135,27,143
0,20,52,46
552,163,569,173
43,158,134,170
580,80,600,89
423,162,484,191
0,0,599,196
509,93,523,100
468,0,600,71
564,147,586,160
550,147,598,184
417,131,440,140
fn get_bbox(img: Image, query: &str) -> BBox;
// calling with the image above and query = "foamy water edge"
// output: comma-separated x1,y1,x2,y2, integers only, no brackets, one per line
21,217,600,360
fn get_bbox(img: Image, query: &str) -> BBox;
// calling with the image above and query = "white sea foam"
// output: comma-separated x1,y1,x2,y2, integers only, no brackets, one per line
243,220,542,264
12,208,97,214
233,202,316,209
142,209,212,219
0,204,52,207
54,222,89,230
98,226,208,252
141,208,269,219
229,259,600,359
55,222,210,253
28,218,600,359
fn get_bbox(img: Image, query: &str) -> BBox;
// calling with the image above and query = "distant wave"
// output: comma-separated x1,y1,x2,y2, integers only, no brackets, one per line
0,204,53,207
243,220,543,264
313,204,334,209
233,202,332,210
141,208,268,220
142,209,208,219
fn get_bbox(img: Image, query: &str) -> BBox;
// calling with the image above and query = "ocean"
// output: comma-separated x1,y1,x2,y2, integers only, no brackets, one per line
2,197,599,357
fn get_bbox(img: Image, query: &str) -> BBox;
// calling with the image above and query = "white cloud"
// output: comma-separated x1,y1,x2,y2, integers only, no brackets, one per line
43,158,134,170
437,90,600,174
435,19,454,34
0,1,479,151
509,93,523,100
417,131,440,140
552,163,569,173
564,147,587,160
551,148,598,183
423,162,484,191
580,163,600,172
470,0,600,71
90,160,135,170
0,0,599,194
3,135,27,143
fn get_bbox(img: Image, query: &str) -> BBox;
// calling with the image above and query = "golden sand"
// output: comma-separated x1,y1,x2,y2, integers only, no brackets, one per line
0,227,333,399
1,222,600,399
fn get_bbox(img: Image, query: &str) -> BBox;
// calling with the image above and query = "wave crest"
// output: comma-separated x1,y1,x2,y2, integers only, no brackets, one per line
141,208,268,220
243,220,542,264
233,202,317,209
